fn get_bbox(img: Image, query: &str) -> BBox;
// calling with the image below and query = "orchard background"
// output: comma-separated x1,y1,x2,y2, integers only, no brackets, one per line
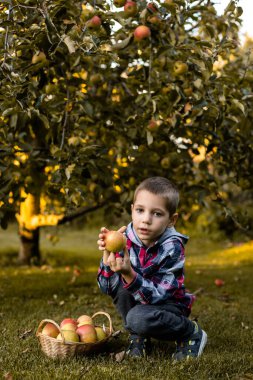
0,0,252,264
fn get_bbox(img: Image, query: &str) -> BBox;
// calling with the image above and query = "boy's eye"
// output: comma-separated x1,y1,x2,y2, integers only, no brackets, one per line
154,212,162,217
136,208,143,213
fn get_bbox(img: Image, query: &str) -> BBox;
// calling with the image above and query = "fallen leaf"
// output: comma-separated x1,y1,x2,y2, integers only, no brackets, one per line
19,329,32,339
115,350,126,362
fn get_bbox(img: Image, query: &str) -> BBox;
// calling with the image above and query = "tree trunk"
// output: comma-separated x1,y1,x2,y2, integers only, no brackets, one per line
19,228,40,265
18,191,41,265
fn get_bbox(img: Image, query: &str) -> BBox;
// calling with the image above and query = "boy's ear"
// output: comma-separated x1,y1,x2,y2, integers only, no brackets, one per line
168,213,178,227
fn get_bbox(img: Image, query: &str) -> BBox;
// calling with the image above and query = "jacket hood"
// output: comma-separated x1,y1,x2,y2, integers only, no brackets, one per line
125,222,189,248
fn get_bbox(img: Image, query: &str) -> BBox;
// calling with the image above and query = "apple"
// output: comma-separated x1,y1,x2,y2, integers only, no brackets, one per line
57,330,79,343
86,15,101,29
76,324,97,343
214,278,225,287
113,0,126,7
77,314,94,326
42,322,59,338
134,25,151,42
174,61,188,75
95,326,107,341
60,318,77,328
61,323,77,332
147,119,160,132
147,3,158,13
147,15,161,26
31,51,47,64
104,230,127,252
124,1,138,17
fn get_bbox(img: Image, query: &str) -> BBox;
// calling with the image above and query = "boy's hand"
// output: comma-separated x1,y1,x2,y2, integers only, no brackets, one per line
107,246,136,284
97,226,126,266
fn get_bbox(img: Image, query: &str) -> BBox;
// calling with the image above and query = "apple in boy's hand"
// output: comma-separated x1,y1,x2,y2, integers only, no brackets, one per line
104,230,127,252
77,314,94,326
57,330,79,342
60,318,77,328
214,278,225,287
76,324,97,343
95,326,107,341
42,322,59,338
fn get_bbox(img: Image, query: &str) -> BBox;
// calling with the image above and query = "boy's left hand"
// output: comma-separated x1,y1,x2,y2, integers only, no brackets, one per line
107,247,136,284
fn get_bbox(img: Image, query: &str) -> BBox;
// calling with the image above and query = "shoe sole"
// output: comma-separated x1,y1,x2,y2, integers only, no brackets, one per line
197,330,208,357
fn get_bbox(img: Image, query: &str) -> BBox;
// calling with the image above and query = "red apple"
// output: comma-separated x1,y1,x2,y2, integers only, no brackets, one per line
86,15,101,29
60,318,77,328
147,15,162,25
124,1,138,17
214,278,225,287
57,330,79,343
147,119,160,132
147,3,158,13
134,25,151,42
77,314,94,326
76,324,97,343
41,322,59,338
104,230,127,252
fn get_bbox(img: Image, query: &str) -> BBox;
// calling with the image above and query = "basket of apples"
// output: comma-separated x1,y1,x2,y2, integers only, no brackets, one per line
36,311,113,359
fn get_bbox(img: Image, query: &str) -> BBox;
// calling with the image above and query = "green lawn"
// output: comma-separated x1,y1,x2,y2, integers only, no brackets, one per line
0,224,253,380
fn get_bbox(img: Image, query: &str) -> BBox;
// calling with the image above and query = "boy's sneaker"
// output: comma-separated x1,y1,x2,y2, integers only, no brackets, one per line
125,335,151,358
172,322,207,362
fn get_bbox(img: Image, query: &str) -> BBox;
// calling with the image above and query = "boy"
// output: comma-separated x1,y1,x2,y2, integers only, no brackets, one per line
97,177,207,360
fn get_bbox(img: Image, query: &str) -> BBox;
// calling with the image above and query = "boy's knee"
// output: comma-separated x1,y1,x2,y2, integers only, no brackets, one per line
126,305,150,335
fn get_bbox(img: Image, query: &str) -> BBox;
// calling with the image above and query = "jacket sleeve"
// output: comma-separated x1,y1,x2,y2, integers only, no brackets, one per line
97,258,121,295
123,240,186,305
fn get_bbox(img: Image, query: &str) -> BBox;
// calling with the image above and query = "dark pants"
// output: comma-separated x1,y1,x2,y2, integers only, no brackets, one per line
111,285,195,341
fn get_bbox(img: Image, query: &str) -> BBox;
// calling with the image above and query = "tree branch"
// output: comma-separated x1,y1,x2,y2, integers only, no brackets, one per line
58,201,107,225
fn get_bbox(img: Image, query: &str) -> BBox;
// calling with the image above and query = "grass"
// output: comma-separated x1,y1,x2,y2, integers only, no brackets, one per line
0,224,253,380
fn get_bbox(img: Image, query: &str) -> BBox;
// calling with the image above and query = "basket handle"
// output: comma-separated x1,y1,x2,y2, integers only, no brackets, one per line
36,319,65,343
91,311,113,335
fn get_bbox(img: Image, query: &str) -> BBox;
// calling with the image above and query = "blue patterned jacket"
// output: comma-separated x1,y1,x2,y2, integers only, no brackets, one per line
97,223,195,311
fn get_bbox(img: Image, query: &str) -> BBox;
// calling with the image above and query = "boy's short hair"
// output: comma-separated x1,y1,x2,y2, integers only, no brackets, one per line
133,177,179,215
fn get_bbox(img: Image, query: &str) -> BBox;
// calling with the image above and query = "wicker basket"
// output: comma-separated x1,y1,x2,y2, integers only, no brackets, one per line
36,311,113,359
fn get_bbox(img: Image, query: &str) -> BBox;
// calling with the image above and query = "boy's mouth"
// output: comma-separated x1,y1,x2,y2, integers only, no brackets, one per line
139,228,150,235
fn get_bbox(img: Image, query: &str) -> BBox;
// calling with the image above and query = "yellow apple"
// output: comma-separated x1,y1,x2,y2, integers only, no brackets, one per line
61,323,76,332
31,51,47,64
76,324,97,343
173,61,188,75
95,326,107,341
42,322,59,338
104,230,127,252
57,330,79,343
77,314,94,326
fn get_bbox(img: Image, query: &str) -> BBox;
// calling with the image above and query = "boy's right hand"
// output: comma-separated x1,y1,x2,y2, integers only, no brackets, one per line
97,226,126,266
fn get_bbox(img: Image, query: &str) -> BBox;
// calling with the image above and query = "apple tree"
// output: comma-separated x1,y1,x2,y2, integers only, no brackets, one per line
0,0,252,264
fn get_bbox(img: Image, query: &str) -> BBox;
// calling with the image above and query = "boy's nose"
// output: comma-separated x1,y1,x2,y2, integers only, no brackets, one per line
142,213,152,224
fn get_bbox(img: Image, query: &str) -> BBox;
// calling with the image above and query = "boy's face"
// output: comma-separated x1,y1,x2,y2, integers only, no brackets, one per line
131,190,178,247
